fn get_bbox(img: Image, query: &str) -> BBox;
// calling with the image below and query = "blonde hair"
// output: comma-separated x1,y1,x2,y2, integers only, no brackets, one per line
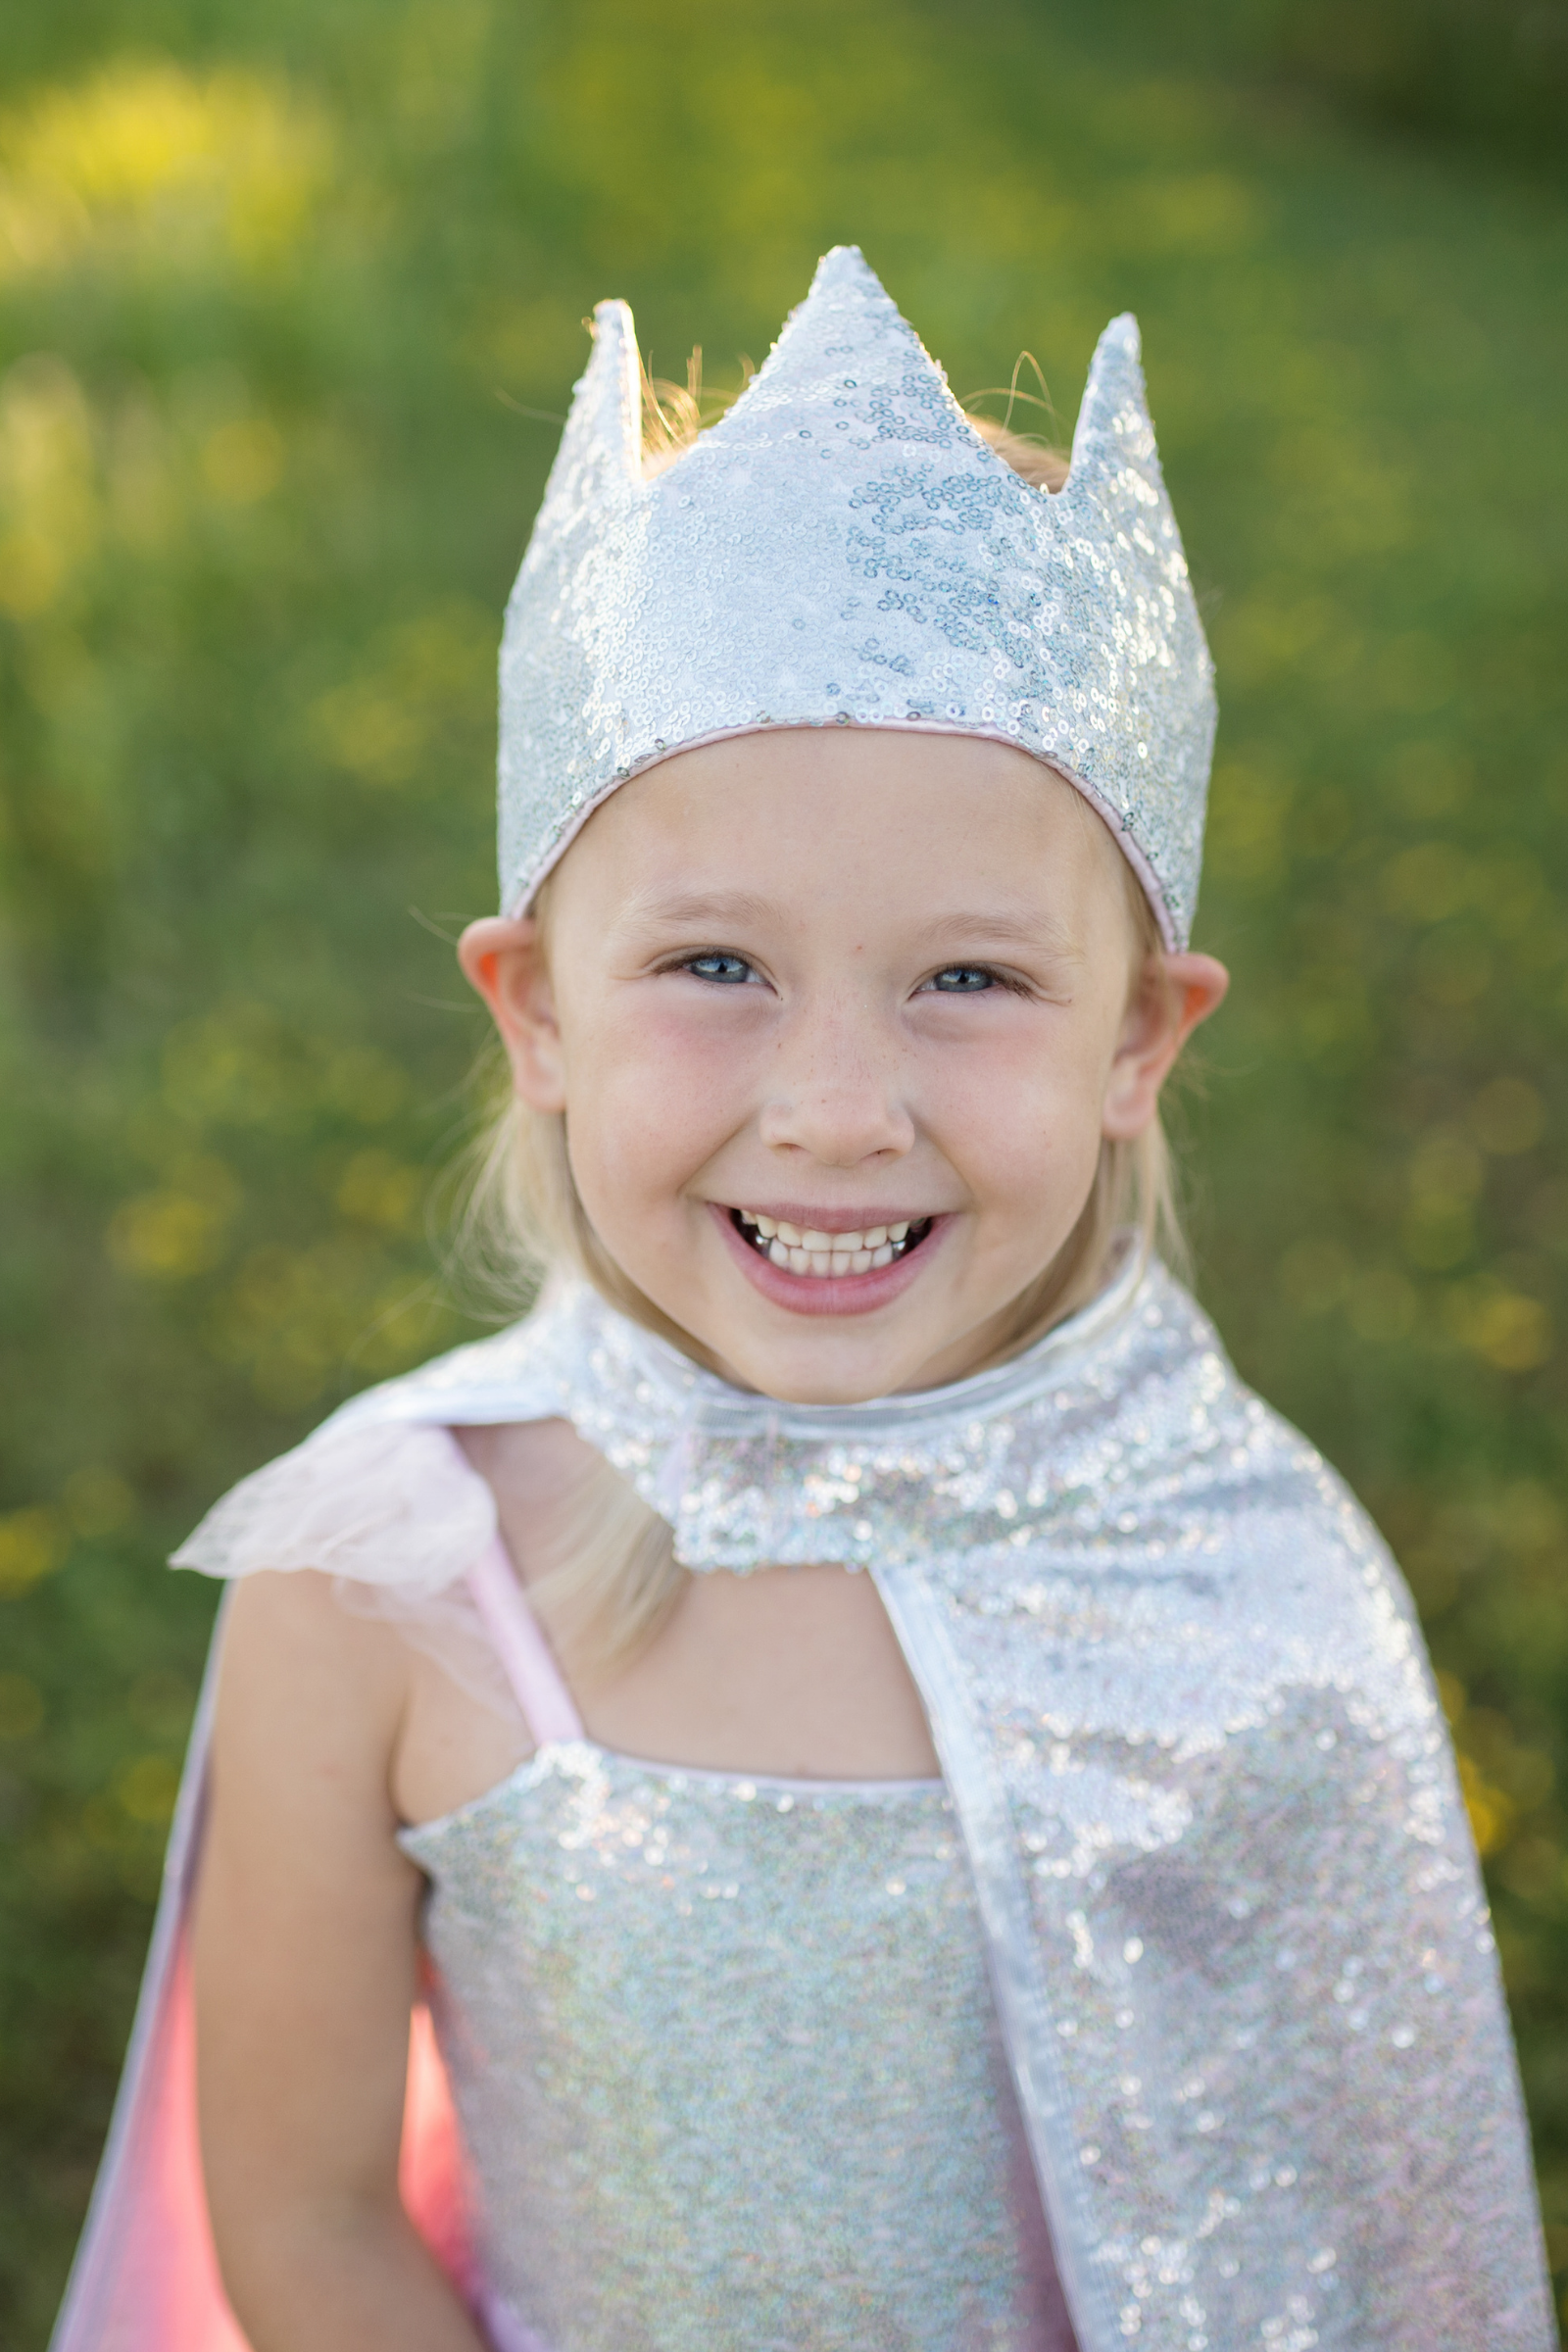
459,369,1187,1679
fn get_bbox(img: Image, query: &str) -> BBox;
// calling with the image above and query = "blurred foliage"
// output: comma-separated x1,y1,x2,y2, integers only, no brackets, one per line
1102,0,1568,171
0,0,1565,2339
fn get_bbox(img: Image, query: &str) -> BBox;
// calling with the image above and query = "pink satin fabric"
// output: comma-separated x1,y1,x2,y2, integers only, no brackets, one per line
51,1922,251,2352
51,1874,477,2351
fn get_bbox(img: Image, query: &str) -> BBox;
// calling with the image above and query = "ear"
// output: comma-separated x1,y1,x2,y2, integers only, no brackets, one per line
1101,951,1229,1141
458,915,567,1113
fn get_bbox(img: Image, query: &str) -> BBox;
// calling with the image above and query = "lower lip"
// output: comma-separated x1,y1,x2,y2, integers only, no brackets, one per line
710,1205,945,1317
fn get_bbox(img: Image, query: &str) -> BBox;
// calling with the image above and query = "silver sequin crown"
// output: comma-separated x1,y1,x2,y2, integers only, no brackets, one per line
499,246,1215,948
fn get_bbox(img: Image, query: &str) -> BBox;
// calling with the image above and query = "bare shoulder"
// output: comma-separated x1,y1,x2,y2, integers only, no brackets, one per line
214,1568,412,1828
197,1571,421,2080
221,1561,410,1704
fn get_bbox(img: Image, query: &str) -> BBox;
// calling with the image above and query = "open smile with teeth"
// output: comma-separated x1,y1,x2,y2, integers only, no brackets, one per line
732,1209,933,1278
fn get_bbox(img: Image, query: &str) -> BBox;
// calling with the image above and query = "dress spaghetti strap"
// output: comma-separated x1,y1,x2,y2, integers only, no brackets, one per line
466,1531,585,1748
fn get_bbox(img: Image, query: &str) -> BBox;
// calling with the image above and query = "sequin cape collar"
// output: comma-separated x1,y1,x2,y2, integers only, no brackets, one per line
322,1257,1552,2352
322,1241,1150,1573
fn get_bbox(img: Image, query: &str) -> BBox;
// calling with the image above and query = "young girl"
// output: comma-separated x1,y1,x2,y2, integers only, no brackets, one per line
52,248,1552,2352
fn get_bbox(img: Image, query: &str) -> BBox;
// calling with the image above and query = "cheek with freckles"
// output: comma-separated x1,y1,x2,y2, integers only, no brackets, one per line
920,1013,1118,1243
559,992,761,1236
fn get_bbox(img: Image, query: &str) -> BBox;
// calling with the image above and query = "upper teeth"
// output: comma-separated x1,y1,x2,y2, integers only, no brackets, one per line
735,1211,919,1277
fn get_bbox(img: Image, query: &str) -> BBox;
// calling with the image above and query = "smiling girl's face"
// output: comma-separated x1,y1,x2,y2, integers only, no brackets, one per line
461,729,1226,1404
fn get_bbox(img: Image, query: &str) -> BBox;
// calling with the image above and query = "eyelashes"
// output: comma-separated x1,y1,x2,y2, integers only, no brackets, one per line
924,965,998,994
921,963,1037,998
682,952,756,984
670,952,1031,998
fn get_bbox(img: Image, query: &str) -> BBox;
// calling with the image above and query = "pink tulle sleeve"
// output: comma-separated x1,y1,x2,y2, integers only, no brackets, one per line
172,1420,498,1594
172,1420,525,1723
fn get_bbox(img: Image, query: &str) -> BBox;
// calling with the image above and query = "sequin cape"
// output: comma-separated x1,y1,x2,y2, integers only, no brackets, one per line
322,1254,1555,2349
51,1254,1553,2352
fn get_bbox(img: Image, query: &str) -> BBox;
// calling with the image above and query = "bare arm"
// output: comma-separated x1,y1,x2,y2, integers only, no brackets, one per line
193,1569,486,2352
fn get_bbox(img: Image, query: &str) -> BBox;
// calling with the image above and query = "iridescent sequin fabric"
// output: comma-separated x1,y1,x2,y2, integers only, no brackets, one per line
314,1259,1552,2350
498,247,1215,948
400,1754,1067,2351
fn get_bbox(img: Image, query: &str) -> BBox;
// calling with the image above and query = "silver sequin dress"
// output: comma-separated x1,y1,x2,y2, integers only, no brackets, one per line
401,1745,1071,2351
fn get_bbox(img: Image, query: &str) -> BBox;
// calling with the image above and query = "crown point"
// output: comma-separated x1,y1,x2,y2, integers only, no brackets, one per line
501,261,1212,947
813,242,869,274
556,296,640,487
805,244,898,310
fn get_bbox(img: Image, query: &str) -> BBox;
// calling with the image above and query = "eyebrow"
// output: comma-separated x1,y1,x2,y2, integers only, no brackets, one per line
615,888,788,933
616,891,1081,956
918,909,1084,958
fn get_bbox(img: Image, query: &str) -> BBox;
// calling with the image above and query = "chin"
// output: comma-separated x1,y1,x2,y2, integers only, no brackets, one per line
750,1366,900,1407
716,1328,936,1408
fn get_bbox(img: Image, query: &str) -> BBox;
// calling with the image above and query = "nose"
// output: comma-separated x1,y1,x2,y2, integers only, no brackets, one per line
756,995,916,1169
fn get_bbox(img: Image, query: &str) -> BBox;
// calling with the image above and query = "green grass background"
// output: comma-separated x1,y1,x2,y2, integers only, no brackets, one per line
1,0,1565,2337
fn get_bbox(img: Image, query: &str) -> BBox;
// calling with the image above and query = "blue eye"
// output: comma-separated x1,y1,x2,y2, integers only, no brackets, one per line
928,965,995,993
686,953,753,984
